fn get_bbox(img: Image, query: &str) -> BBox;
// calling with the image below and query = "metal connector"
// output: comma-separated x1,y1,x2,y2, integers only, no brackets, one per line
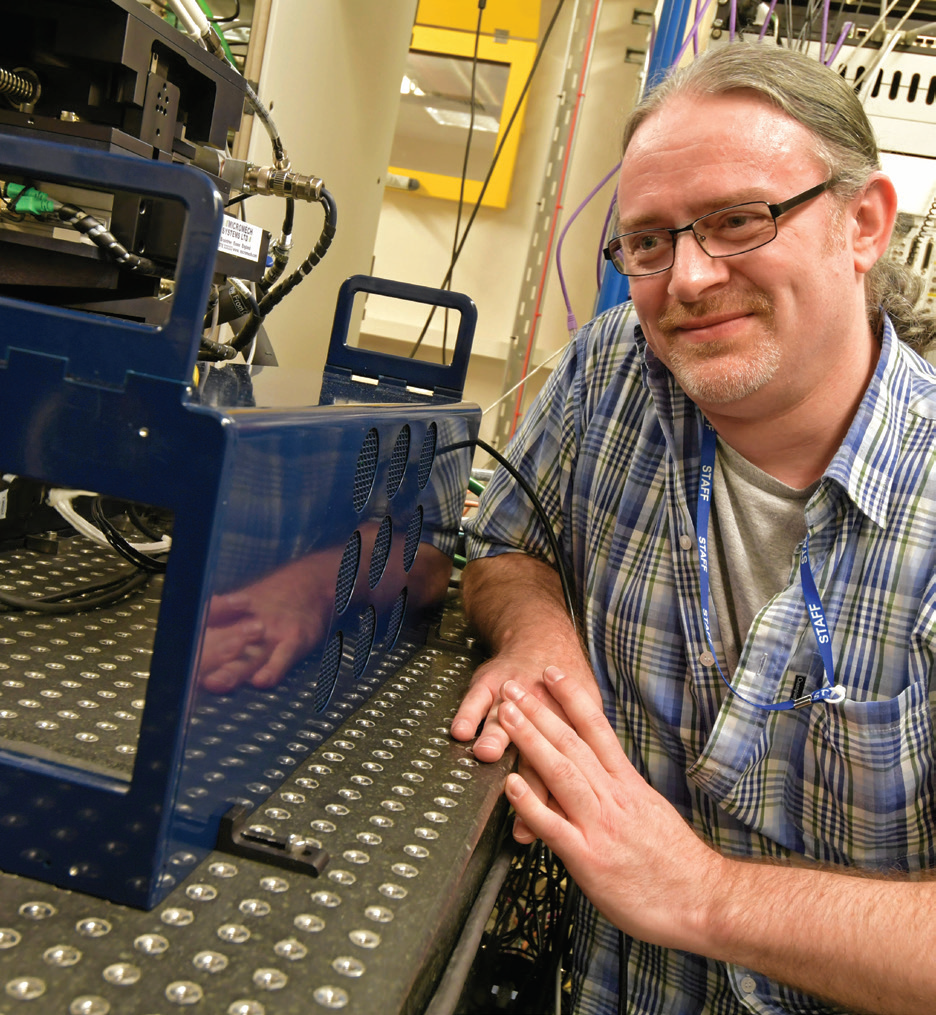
244,165,324,202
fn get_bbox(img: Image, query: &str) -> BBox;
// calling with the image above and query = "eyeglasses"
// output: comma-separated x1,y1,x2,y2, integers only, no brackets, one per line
602,179,834,277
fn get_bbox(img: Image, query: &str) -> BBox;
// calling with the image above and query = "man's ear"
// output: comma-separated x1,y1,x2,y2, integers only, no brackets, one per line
850,172,899,274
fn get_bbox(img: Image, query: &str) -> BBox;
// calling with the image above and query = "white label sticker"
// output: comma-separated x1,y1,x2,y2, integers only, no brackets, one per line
0,488,8,520
219,215,263,262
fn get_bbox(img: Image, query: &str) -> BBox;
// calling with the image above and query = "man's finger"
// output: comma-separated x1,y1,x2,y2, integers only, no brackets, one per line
499,697,596,824
504,772,580,857
538,668,634,780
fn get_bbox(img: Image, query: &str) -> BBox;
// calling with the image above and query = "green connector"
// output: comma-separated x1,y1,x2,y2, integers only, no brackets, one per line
4,183,56,216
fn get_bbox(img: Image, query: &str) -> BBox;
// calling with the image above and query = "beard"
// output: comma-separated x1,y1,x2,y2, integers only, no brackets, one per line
655,288,780,404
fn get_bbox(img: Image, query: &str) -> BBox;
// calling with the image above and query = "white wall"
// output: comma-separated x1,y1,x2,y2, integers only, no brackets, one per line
244,0,419,373
365,0,649,447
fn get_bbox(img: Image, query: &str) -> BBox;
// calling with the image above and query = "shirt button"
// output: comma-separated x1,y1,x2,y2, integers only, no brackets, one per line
679,534,694,550
740,975,757,994
699,651,716,667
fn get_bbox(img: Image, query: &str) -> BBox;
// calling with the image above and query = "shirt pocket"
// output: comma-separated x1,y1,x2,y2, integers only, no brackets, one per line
800,680,935,869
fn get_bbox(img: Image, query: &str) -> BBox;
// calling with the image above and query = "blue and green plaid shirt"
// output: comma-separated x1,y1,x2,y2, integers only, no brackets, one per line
465,302,936,1014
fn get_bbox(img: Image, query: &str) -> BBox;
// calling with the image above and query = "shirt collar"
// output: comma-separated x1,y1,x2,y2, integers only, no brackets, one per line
825,313,932,529
637,312,930,530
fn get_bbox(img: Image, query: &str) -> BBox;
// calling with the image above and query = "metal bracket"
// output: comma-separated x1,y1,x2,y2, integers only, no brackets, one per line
216,803,329,876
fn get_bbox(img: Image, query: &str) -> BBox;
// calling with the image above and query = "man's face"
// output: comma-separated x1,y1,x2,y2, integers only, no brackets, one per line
618,91,866,420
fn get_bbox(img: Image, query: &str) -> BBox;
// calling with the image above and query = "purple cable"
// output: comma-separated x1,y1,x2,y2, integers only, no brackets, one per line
693,0,701,54
825,21,853,64
729,0,737,39
673,0,717,66
555,161,621,332
757,0,779,40
597,189,618,290
821,0,830,58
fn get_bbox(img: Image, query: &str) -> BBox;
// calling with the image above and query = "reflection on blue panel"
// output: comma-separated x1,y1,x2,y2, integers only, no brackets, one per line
0,138,479,909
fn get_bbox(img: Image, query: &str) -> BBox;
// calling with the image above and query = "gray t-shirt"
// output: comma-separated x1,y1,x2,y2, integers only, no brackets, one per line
708,439,818,675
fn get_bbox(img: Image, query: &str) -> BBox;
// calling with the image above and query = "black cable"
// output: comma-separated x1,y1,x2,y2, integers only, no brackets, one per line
259,197,296,295
408,0,567,360
0,571,150,614
20,566,142,602
225,193,253,208
200,336,238,361
228,282,262,353
56,202,166,277
91,499,168,573
443,0,485,366
256,188,336,318
439,436,577,633
128,503,169,542
444,429,580,1012
203,284,220,330
5,179,37,215
617,926,631,1015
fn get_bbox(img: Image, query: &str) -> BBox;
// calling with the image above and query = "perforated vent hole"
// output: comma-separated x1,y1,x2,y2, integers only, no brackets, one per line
403,506,423,573
353,607,376,681
353,429,379,512
418,423,437,490
335,531,361,614
369,517,392,589
385,588,407,649
387,425,410,498
314,631,343,712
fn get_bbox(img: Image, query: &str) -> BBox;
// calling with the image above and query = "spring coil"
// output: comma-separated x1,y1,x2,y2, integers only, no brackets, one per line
0,66,36,104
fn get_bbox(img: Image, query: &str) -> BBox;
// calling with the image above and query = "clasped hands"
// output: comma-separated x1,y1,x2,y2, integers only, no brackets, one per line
454,665,727,952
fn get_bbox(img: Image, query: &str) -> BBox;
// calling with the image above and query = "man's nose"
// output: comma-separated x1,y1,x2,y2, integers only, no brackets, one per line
667,229,731,303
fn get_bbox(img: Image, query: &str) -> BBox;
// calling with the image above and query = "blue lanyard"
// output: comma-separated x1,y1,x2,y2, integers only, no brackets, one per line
696,419,845,710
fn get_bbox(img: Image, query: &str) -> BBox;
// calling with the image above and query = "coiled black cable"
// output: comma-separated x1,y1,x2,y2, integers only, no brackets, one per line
257,188,337,318
259,197,295,295
56,202,165,276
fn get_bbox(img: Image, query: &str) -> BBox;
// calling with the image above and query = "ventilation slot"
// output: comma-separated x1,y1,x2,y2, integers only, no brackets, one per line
385,589,407,649
403,506,423,573
353,607,376,680
353,429,379,512
387,426,410,498
418,423,437,489
369,517,392,589
335,531,361,614
314,631,342,712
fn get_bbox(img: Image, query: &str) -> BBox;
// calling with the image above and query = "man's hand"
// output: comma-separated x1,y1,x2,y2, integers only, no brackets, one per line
498,666,725,952
451,652,600,843
198,559,331,693
452,553,601,841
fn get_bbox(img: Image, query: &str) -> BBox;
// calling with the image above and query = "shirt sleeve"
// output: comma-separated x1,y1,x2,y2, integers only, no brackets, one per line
464,303,643,582
464,334,584,574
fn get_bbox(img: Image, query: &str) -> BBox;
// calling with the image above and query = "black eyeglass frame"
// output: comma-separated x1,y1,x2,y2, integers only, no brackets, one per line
602,179,835,278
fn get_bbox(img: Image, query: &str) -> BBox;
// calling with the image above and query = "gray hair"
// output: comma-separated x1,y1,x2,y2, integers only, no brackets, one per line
621,43,936,353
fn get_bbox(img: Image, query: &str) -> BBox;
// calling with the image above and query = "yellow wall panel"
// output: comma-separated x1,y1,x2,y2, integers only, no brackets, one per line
415,0,540,40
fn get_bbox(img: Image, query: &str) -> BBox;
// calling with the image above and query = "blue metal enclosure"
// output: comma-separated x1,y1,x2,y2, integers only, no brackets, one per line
0,137,479,909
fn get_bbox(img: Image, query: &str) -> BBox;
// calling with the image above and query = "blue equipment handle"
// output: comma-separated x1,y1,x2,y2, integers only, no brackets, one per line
0,134,223,388
326,274,477,400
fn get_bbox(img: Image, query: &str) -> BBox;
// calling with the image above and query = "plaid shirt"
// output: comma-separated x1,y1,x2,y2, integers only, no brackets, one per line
464,303,936,1014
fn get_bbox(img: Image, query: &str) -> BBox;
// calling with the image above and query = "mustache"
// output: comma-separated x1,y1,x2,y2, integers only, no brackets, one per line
658,290,773,332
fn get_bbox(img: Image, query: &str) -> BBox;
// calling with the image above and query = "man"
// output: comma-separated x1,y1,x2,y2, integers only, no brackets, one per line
452,41,936,1014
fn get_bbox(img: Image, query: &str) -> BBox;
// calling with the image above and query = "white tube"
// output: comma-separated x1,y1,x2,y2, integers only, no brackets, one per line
175,0,212,38
166,0,202,41
47,488,171,555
